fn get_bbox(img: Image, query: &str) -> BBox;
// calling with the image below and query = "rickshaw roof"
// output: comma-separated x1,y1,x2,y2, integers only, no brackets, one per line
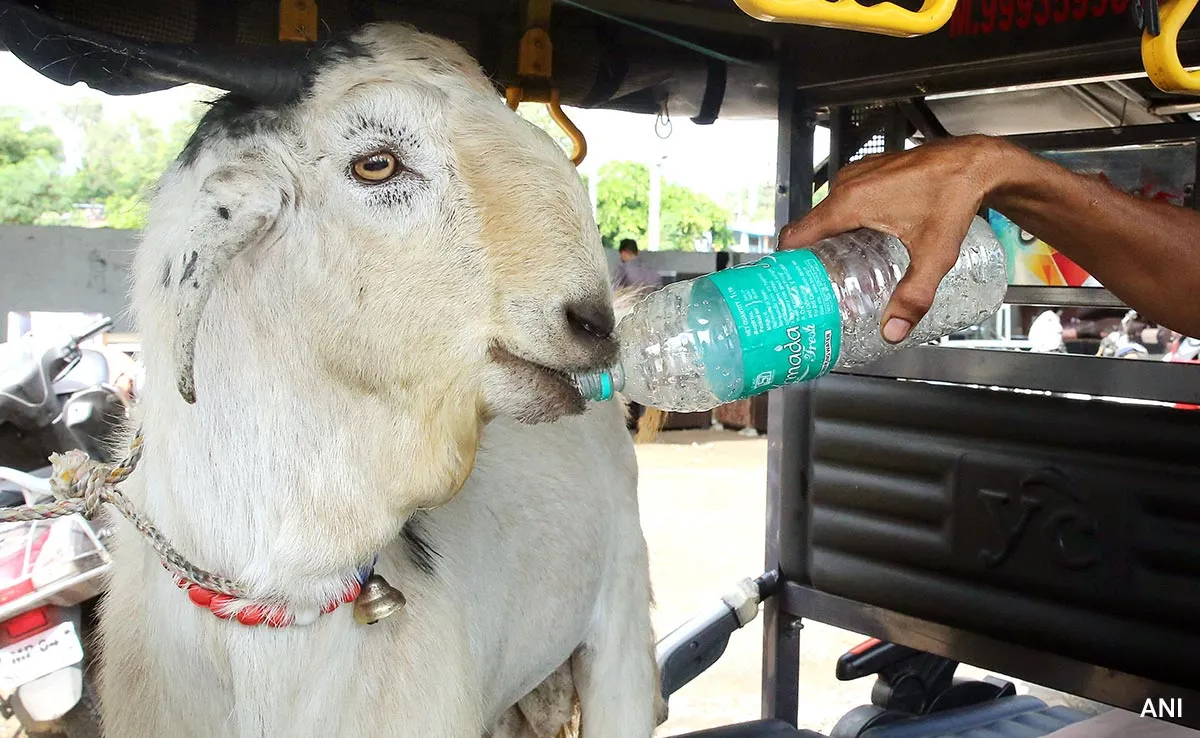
1,0,1198,136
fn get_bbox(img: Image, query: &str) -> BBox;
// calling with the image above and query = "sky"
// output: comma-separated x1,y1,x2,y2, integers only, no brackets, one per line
0,51,830,207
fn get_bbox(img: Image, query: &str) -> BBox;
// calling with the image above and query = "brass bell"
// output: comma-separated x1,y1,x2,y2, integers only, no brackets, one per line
353,573,407,624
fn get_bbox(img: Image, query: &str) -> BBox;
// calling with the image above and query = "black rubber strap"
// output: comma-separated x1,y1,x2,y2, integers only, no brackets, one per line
581,25,628,108
690,57,727,125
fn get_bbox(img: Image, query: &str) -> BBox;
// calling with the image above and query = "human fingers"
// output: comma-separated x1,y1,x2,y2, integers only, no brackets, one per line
880,228,969,343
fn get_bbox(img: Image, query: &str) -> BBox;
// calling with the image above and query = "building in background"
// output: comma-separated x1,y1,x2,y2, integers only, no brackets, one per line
728,219,775,253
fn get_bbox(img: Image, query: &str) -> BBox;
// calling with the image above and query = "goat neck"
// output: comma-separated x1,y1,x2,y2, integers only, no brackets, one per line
129,272,483,609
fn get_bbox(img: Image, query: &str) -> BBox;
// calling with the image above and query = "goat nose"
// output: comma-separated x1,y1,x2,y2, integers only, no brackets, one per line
565,300,616,340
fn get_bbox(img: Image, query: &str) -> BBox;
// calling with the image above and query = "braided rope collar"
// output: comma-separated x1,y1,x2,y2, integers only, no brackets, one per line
166,561,373,627
0,429,383,628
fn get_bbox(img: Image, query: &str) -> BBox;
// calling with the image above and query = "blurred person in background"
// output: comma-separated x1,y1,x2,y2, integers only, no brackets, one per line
613,238,663,296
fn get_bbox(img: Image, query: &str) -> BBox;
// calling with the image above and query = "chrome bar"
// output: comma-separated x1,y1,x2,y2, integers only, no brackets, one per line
1004,285,1126,308
837,345,1200,405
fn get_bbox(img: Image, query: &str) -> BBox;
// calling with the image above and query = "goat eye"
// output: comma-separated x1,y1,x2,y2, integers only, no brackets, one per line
351,152,400,183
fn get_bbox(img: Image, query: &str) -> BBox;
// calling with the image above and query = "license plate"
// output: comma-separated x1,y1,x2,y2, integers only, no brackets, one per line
0,621,84,691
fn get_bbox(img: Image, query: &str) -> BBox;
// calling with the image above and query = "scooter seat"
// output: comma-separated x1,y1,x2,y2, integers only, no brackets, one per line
860,695,1091,738
671,697,1090,738
674,719,825,737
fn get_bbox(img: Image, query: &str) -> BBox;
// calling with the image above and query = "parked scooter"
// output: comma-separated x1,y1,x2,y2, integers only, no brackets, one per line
1096,310,1149,359
1163,334,1200,363
0,318,127,738
1160,333,1200,411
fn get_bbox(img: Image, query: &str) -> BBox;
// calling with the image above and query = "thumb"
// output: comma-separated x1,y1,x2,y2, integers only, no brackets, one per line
880,240,961,344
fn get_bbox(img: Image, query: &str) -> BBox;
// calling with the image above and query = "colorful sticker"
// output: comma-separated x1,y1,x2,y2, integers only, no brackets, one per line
705,250,842,398
989,142,1193,287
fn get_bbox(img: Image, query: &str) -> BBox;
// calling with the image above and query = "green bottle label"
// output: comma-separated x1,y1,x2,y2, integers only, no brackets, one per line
706,250,842,397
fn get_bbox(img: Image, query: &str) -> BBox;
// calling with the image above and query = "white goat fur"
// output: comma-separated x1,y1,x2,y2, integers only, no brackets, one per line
100,24,656,738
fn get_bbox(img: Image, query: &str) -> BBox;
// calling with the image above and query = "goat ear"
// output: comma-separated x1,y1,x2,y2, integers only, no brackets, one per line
173,164,288,404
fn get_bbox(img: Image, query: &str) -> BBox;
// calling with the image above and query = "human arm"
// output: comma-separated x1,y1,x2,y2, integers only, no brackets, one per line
778,134,1200,340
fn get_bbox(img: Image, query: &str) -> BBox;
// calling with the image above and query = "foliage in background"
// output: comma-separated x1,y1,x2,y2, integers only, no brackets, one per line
514,104,734,250
0,99,205,227
62,99,205,229
813,181,830,207
0,112,63,165
594,160,649,248
593,160,733,251
0,110,72,224
3,96,740,242
662,182,733,250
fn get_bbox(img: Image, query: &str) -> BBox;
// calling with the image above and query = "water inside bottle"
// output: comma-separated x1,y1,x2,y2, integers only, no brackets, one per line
686,278,744,404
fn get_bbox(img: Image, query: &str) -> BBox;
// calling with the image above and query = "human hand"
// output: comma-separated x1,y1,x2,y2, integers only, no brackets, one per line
778,135,1010,343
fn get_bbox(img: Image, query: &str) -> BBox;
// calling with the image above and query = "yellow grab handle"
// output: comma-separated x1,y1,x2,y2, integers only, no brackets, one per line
733,0,957,37
1142,0,1200,93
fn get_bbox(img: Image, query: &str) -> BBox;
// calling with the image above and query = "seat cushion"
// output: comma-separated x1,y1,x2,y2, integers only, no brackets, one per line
860,696,1091,738
674,719,825,738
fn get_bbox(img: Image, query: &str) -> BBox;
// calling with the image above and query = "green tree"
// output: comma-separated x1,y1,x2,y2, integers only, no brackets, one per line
593,159,734,251
0,112,63,165
65,101,205,229
661,183,733,251
0,110,71,224
1,100,205,228
594,160,649,249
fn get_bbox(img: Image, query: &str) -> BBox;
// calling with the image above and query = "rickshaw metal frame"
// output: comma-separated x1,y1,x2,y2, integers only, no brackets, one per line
761,26,1200,726
2,0,1200,733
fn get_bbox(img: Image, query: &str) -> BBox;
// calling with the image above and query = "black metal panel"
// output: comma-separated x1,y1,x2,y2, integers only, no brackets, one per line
761,45,813,726
802,373,1200,696
562,0,783,39
899,99,949,139
828,107,854,182
1007,120,1200,150
789,5,1200,108
828,102,911,180
780,584,1200,727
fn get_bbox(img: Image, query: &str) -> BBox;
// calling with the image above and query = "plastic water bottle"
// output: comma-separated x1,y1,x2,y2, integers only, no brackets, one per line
575,216,1007,412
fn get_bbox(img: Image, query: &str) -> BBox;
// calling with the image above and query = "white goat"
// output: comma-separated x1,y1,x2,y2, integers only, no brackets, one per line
99,24,657,738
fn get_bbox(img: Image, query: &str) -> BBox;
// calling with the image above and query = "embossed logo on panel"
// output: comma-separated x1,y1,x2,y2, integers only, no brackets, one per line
974,467,1100,571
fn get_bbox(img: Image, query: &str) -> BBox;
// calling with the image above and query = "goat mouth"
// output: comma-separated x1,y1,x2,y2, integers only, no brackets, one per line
489,346,580,389
487,344,590,423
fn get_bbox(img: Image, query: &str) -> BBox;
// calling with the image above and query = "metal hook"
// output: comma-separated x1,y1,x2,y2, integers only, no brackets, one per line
507,87,588,166
655,99,674,140
503,0,588,166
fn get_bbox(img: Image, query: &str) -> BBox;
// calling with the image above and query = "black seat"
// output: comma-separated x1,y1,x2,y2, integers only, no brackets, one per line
858,696,1089,738
675,719,826,737
671,697,1089,738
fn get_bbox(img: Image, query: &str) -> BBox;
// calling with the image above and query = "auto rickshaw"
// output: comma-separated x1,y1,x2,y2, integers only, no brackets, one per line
1,0,1198,735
